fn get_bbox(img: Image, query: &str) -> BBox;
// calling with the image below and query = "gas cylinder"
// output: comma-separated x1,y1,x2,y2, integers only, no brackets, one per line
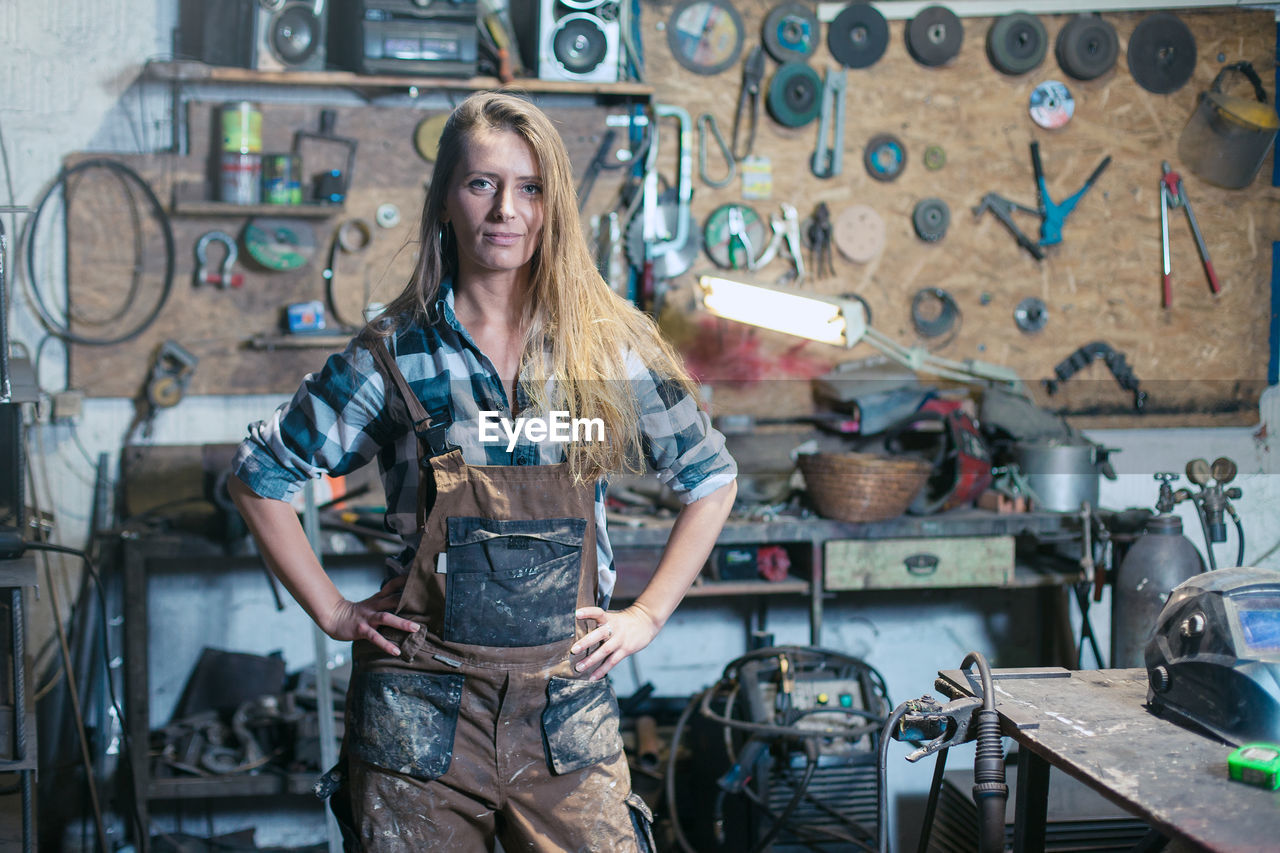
1111,514,1204,668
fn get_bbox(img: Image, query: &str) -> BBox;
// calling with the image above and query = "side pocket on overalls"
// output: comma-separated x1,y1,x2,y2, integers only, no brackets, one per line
626,792,657,852
444,516,586,647
541,676,624,775
346,670,465,780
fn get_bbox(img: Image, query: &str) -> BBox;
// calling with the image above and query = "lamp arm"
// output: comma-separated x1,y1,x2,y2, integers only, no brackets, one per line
861,326,1029,395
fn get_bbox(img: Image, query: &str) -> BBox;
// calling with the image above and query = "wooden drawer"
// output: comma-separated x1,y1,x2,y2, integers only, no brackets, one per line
825,536,1014,590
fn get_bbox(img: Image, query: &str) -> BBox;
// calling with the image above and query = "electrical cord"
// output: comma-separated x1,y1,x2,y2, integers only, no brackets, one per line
22,158,175,346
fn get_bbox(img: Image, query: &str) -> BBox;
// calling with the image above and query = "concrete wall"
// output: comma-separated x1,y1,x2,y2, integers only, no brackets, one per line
5,1,1279,849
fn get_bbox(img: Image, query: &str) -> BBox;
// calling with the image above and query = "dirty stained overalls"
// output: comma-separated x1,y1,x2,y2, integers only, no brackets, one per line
330,341,654,852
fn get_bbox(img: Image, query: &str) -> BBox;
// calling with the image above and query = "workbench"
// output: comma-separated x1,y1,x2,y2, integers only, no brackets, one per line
936,667,1280,852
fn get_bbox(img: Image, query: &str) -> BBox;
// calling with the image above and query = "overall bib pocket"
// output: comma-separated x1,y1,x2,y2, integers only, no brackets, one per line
444,516,586,647
541,676,624,775
346,670,464,780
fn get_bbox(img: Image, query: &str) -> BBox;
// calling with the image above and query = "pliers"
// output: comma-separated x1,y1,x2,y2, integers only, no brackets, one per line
732,46,765,162
1031,141,1111,247
726,205,755,269
1160,161,1219,308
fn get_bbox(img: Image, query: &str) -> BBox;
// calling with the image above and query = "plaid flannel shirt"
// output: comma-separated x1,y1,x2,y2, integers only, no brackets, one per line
232,279,736,603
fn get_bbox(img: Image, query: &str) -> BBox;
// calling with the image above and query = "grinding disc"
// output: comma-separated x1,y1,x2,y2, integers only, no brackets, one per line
1055,13,1118,81
242,218,317,271
986,12,1047,76
906,6,963,68
912,198,950,242
832,204,885,263
414,114,450,162
864,134,906,182
1029,80,1075,129
767,62,823,127
827,2,889,69
667,0,745,76
1127,12,1196,94
703,203,767,269
762,3,819,63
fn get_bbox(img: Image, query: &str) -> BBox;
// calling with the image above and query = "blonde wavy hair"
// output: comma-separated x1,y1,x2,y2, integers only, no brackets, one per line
369,90,695,484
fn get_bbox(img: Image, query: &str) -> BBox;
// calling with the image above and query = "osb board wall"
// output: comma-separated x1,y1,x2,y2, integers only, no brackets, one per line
65,96,638,397
644,3,1277,427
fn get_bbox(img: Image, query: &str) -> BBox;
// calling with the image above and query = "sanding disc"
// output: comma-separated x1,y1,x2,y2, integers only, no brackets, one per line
767,62,823,127
667,0,745,76
864,133,906,181
1029,81,1075,129
1055,13,1118,81
906,6,963,68
414,114,450,162
912,198,950,242
1127,12,1196,94
762,3,820,63
833,204,885,263
986,12,1047,76
827,3,889,69
242,218,317,271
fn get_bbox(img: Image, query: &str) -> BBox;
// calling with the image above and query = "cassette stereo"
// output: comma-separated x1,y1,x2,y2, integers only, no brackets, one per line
329,0,478,77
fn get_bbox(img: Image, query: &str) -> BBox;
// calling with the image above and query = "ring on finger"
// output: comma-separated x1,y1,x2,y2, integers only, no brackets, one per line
604,623,614,638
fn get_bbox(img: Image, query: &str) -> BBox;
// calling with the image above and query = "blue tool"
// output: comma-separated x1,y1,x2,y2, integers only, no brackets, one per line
1030,142,1111,246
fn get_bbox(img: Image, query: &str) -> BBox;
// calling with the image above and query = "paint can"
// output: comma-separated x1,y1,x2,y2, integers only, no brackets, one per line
220,153,262,204
221,101,262,154
261,153,302,205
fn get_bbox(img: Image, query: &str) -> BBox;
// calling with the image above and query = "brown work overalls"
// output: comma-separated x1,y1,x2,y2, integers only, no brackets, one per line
325,341,654,852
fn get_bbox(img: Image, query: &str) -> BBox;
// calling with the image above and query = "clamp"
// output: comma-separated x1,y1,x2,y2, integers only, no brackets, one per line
893,694,983,762
194,231,243,288
732,45,765,162
1031,141,1111,247
750,203,805,282
972,193,1044,261
1160,161,1219,308
811,68,847,178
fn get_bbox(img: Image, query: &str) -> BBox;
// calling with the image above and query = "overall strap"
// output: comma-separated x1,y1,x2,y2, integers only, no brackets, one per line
370,337,454,457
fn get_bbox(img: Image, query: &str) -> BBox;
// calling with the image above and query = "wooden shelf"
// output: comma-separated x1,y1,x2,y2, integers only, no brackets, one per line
143,60,654,99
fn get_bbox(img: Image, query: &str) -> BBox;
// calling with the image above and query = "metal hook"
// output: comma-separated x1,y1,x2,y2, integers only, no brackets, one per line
696,113,735,189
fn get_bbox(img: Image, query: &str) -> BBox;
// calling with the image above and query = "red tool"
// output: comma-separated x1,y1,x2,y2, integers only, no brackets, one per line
1160,161,1219,308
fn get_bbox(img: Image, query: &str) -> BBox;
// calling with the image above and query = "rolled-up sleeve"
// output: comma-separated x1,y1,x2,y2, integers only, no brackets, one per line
232,339,396,501
628,352,737,504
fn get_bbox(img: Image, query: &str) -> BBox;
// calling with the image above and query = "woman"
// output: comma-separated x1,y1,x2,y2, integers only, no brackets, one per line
229,91,737,851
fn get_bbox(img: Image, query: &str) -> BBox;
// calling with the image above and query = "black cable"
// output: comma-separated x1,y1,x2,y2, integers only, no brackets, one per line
665,687,706,853
1193,498,1218,571
23,540,149,846
749,740,818,853
877,702,912,853
916,746,949,853
1229,505,1245,567
22,158,175,346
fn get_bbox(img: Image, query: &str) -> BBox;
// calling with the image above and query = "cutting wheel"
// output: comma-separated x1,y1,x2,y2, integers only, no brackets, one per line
242,218,317,271
1055,13,1118,81
906,6,964,67
986,12,1047,76
912,198,950,242
703,203,766,269
864,134,906,182
762,2,819,63
1029,81,1075,129
767,62,823,127
832,204,885,263
1127,12,1196,94
827,2,889,69
667,0,745,76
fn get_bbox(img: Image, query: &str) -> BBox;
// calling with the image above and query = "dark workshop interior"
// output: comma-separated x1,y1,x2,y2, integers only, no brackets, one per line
2,1,1280,851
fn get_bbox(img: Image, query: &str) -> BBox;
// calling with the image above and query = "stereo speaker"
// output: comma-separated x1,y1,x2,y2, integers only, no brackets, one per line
512,0,621,83
253,0,327,71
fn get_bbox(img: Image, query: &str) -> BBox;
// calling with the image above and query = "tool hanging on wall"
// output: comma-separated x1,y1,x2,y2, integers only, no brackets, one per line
322,218,373,329
1013,296,1049,333
762,2,819,63
986,12,1047,75
1043,341,1147,412
242,218,317,272
1055,14,1118,81
696,113,735,188
145,340,198,413
293,109,358,204
1159,161,1219,308
749,203,805,282
703,203,765,269
864,134,906,181
767,62,822,128
833,204,886,264
1127,11,1196,94
1178,61,1279,190
972,193,1043,260
912,198,950,242
811,69,846,179
807,202,834,279
193,231,242,288
666,0,744,75
1031,141,1111,246
1029,80,1074,129
732,45,765,161
906,5,964,67
827,2,889,69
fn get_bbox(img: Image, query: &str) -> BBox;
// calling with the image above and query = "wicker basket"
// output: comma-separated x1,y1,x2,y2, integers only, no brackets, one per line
797,452,932,523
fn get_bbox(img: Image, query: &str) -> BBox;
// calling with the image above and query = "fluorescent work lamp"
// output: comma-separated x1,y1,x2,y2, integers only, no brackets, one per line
697,275,1027,393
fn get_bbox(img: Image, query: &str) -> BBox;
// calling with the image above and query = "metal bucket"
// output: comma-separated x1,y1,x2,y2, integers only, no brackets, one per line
1013,441,1113,512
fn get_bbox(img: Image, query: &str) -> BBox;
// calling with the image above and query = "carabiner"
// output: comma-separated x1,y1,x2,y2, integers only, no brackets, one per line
697,113,735,189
